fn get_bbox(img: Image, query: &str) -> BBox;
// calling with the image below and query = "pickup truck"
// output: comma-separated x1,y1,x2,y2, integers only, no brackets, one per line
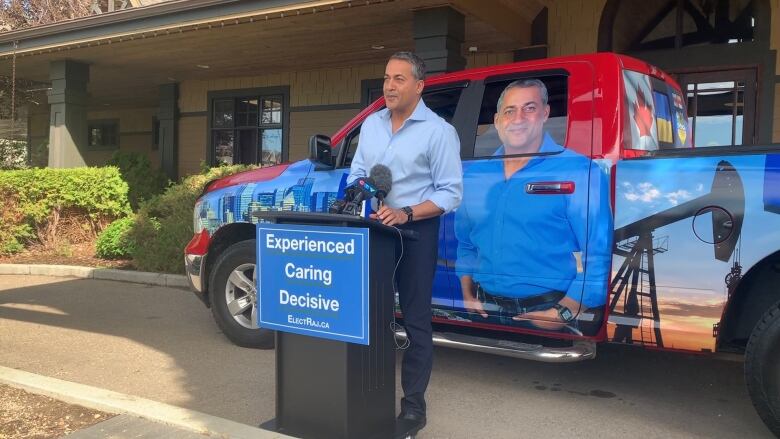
184,53,780,436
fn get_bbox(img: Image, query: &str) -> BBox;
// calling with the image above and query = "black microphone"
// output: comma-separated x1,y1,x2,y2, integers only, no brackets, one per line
342,177,378,216
370,164,392,208
330,181,361,214
328,199,346,214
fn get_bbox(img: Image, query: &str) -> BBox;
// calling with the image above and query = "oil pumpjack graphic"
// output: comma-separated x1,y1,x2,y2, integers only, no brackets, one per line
609,161,745,347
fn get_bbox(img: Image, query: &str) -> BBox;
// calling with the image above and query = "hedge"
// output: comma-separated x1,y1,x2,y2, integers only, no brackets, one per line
0,167,131,254
96,216,136,259
129,164,256,273
107,151,169,211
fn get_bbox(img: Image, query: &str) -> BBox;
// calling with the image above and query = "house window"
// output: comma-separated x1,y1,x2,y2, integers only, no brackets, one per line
361,78,384,107
209,88,288,166
87,120,119,150
152,116,160,151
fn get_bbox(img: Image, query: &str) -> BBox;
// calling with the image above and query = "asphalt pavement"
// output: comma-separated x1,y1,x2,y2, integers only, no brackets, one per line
0,274,774,438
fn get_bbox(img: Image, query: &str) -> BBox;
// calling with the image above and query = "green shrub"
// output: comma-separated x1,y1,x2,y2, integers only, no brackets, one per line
0,167,131,252
0,188,33,255
0,139,28,170
129,164,256,273
96,216,136,259
107,151,169,211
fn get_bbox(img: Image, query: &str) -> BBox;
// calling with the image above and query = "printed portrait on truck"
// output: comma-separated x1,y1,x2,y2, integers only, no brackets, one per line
451,77,614,337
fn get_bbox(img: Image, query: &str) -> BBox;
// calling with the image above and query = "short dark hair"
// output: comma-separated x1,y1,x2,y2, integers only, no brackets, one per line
389,51,426,80
496,79,549,113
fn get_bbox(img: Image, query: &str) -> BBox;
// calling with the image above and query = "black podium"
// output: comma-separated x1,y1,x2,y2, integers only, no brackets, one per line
256,211,409,439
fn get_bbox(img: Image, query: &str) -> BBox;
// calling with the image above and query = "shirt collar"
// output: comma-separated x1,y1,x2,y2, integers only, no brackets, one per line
379,98,429,122
493,132,562,157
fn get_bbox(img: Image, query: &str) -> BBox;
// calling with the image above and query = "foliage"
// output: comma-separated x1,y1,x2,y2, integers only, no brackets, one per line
0,0,93,121
0,138,27,170
107,151,169,211
0,167,130,253
129,164,256,273
95,216,135,259
0,188,32,254
0,0,93,31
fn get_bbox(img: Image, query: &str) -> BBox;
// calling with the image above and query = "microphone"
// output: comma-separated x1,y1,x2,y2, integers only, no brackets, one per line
370,164,392,208
341,177,378,216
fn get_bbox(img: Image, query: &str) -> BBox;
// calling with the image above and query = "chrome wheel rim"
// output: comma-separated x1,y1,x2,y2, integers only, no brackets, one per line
223,263,257,329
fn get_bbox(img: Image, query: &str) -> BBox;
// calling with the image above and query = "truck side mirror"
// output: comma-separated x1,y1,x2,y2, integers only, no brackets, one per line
309,134,334,170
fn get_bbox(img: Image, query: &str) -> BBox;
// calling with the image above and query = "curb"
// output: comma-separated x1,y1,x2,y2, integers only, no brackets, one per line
0,264,189,289
0,366,291,439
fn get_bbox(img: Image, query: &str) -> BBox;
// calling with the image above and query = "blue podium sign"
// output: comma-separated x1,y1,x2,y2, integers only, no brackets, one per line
257,223,370,345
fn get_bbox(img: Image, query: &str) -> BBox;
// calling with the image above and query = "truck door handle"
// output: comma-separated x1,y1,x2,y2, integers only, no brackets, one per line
526,182,575,194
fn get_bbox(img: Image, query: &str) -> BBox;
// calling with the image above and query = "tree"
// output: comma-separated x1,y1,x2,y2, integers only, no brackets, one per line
0,1,94,32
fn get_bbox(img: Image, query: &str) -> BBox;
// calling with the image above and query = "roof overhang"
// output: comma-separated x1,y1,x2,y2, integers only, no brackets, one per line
0,0,545,109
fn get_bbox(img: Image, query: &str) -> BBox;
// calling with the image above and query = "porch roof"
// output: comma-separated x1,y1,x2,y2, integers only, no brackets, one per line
0,0,547,108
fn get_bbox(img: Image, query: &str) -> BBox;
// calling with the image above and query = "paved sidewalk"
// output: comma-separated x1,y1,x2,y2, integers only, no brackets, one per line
0,263,189,289
0,366,290,439
63,415,211,439
0,266,292,439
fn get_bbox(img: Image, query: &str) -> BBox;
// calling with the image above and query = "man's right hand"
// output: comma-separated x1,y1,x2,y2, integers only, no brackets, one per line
460,275,487,318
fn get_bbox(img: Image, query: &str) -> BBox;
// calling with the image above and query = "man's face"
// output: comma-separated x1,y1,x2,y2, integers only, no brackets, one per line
494,86,550,154
383,59,423,114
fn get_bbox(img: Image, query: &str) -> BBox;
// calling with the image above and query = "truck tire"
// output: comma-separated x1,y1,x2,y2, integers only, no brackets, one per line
745,299,780,437
209,239,274,349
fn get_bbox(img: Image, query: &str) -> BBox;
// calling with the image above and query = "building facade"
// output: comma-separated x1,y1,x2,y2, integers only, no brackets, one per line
1,0,778,179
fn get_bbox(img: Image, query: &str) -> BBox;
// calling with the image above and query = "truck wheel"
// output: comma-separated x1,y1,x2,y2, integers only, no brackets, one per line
209,239,274,349
745,299,780,437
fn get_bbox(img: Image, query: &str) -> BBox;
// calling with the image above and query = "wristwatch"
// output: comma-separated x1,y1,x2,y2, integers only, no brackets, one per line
401,206,414,223
552,304,574,322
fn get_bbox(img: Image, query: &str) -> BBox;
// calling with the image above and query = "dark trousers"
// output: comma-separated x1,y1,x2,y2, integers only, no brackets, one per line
396,216,440,417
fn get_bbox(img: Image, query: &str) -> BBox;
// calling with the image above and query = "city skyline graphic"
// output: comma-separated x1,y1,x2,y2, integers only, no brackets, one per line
196,161,348,234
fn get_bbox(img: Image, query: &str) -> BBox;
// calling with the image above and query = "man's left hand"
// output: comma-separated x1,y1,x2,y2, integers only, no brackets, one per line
371,205,408,226
512,308,566,331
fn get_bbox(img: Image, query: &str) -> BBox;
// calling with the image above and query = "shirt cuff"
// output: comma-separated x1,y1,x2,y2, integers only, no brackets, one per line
428,191,461,215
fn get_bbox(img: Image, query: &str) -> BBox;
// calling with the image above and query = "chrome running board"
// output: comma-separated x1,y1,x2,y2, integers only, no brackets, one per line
394,330,596,363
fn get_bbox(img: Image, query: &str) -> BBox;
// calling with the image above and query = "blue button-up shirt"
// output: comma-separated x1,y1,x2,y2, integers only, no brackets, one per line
454,133,612,308
348,99,463,214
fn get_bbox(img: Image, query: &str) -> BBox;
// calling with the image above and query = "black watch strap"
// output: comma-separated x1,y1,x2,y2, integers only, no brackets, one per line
553,304,574,322
401,206,413,223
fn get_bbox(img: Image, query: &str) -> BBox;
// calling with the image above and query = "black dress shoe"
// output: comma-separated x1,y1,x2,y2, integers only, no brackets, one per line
396,411,427,436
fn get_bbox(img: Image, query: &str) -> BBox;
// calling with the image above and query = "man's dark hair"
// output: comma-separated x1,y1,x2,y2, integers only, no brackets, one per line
496,79,549,113
389,51,426,80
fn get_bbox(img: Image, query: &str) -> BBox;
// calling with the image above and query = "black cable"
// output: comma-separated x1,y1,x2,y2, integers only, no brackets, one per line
389,224,410,350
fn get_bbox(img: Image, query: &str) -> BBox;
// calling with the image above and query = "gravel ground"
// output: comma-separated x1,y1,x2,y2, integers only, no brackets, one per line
0,384,114,439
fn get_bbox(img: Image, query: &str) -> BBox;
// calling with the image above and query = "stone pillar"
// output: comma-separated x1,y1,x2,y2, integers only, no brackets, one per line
413,7,466,76
47,60,89,168
158,83,178,180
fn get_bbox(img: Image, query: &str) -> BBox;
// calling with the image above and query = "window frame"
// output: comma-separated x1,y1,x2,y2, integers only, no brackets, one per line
152,116,160,151
87,119,119,151
335,82,470,169
465,70,571,161
206,86,290,166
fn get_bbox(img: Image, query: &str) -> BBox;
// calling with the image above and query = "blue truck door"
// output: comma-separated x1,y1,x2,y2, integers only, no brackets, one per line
445,65,611,336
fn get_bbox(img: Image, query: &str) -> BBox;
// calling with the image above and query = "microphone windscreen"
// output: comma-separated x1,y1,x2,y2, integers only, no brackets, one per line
369,164,393,195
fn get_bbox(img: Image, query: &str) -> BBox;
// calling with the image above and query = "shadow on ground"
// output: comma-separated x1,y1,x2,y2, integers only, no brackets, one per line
0,275,773,439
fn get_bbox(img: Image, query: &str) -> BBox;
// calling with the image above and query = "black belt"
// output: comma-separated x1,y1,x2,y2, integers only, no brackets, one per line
475,283,564,314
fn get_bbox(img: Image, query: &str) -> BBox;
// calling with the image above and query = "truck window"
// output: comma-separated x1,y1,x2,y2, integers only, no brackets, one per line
342,87,464,167
623,70,691,151
473,75,568,158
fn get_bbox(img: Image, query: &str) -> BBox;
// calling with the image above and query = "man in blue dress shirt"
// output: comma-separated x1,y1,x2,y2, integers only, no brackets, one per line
348,52,462,432
455,79,612,334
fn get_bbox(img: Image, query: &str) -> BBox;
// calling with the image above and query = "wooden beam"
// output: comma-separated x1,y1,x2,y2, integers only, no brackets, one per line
628,0,676,50
450,0,535,45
